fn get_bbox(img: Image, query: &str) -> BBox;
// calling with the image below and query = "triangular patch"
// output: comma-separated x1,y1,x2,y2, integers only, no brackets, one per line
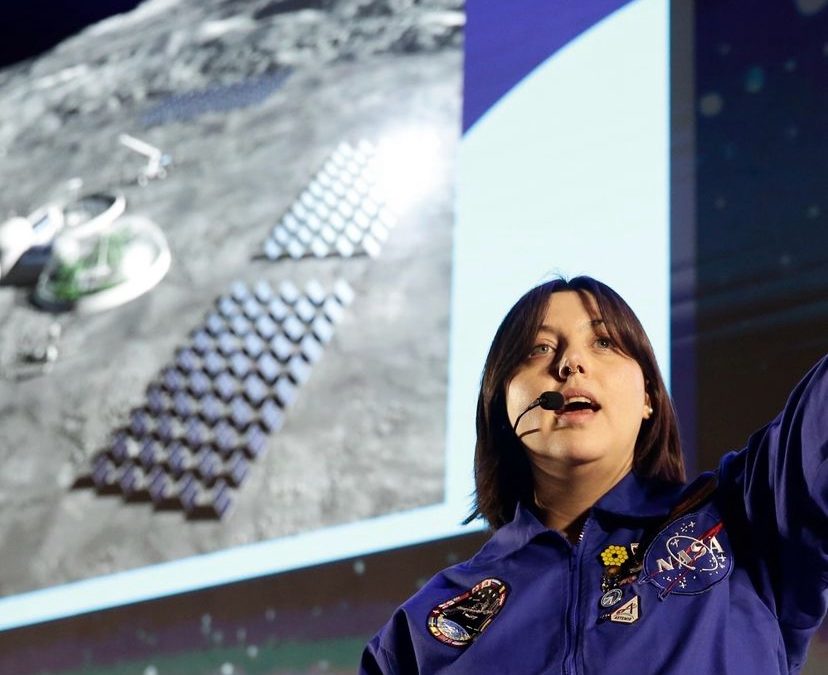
609,595,640,624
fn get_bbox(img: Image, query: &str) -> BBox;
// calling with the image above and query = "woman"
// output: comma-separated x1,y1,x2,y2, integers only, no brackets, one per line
361,276,827,674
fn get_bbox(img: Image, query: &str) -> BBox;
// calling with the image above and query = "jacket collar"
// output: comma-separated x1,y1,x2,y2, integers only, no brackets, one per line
477,472,684,561
591,470,681,519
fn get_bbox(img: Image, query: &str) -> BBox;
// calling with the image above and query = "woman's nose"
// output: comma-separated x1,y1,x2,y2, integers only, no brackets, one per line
554,354,584,380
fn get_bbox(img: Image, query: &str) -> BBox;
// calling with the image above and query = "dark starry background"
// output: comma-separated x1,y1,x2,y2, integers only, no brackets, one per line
680,0,828,472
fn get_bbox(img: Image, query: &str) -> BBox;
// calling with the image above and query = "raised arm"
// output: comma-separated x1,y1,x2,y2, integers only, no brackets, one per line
717,355,828,670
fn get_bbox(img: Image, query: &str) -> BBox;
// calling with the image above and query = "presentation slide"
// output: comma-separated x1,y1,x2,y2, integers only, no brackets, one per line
0,0,667,630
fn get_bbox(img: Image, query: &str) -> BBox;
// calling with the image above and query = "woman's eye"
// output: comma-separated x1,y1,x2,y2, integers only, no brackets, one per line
529,344,553,357
595,336,614,349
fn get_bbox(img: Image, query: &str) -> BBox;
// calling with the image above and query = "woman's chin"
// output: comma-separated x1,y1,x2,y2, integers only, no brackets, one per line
527,444,632,474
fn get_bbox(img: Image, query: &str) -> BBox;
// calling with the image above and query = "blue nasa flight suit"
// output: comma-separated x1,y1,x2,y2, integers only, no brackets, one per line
361,357,828,674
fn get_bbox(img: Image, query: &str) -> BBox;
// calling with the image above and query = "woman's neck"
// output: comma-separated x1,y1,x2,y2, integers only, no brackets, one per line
531,459,631,542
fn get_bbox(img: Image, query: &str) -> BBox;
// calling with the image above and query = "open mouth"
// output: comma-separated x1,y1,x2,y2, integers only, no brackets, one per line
558,396,601,414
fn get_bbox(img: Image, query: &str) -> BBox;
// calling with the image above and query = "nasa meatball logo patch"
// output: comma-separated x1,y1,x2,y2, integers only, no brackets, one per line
642,511,732,599
427,578,508,647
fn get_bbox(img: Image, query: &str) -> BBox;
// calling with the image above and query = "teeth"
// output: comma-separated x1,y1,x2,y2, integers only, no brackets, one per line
566,396,593,404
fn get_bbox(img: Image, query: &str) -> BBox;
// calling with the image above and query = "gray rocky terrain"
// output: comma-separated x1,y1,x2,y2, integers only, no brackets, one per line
0,0,462,595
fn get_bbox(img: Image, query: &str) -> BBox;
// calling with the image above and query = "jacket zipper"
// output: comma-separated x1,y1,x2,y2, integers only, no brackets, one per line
562,517,590,674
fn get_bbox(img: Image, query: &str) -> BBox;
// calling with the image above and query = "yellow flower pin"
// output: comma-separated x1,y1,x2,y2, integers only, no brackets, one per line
600,545,629,567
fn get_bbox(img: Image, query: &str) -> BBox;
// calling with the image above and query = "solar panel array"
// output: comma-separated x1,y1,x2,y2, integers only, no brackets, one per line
77,278,354,518
261,141,395,260
141,70,292,127
77,137,391,519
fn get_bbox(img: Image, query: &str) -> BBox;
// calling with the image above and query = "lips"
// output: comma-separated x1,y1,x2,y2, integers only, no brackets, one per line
557,388,601,415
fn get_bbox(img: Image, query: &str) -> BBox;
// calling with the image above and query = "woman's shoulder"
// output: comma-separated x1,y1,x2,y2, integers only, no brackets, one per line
386,517,532,616
393,545,500,614
363,540,523,673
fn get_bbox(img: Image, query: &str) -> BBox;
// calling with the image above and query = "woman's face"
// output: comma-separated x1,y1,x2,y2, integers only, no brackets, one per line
505,291,651,473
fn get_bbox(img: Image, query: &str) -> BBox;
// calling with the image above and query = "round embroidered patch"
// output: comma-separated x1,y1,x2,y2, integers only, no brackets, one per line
427,578,508,647
642,511,733,598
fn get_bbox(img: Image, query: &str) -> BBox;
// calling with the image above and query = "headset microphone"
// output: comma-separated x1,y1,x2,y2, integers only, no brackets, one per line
538,391,565,411
512,390,565,433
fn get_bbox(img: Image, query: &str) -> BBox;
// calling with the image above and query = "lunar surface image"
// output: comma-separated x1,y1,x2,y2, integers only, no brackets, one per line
0,0,463,596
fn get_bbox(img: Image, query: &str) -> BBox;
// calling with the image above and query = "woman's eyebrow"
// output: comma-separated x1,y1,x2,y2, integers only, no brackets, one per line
536,318,605,334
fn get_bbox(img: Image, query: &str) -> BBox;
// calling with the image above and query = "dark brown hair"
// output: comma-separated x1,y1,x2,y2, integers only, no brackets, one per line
468,276,685,529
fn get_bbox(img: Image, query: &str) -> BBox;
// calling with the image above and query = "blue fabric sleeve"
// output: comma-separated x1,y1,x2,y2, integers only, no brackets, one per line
360,611,417,675
717,355,828,671
359,637,391,675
